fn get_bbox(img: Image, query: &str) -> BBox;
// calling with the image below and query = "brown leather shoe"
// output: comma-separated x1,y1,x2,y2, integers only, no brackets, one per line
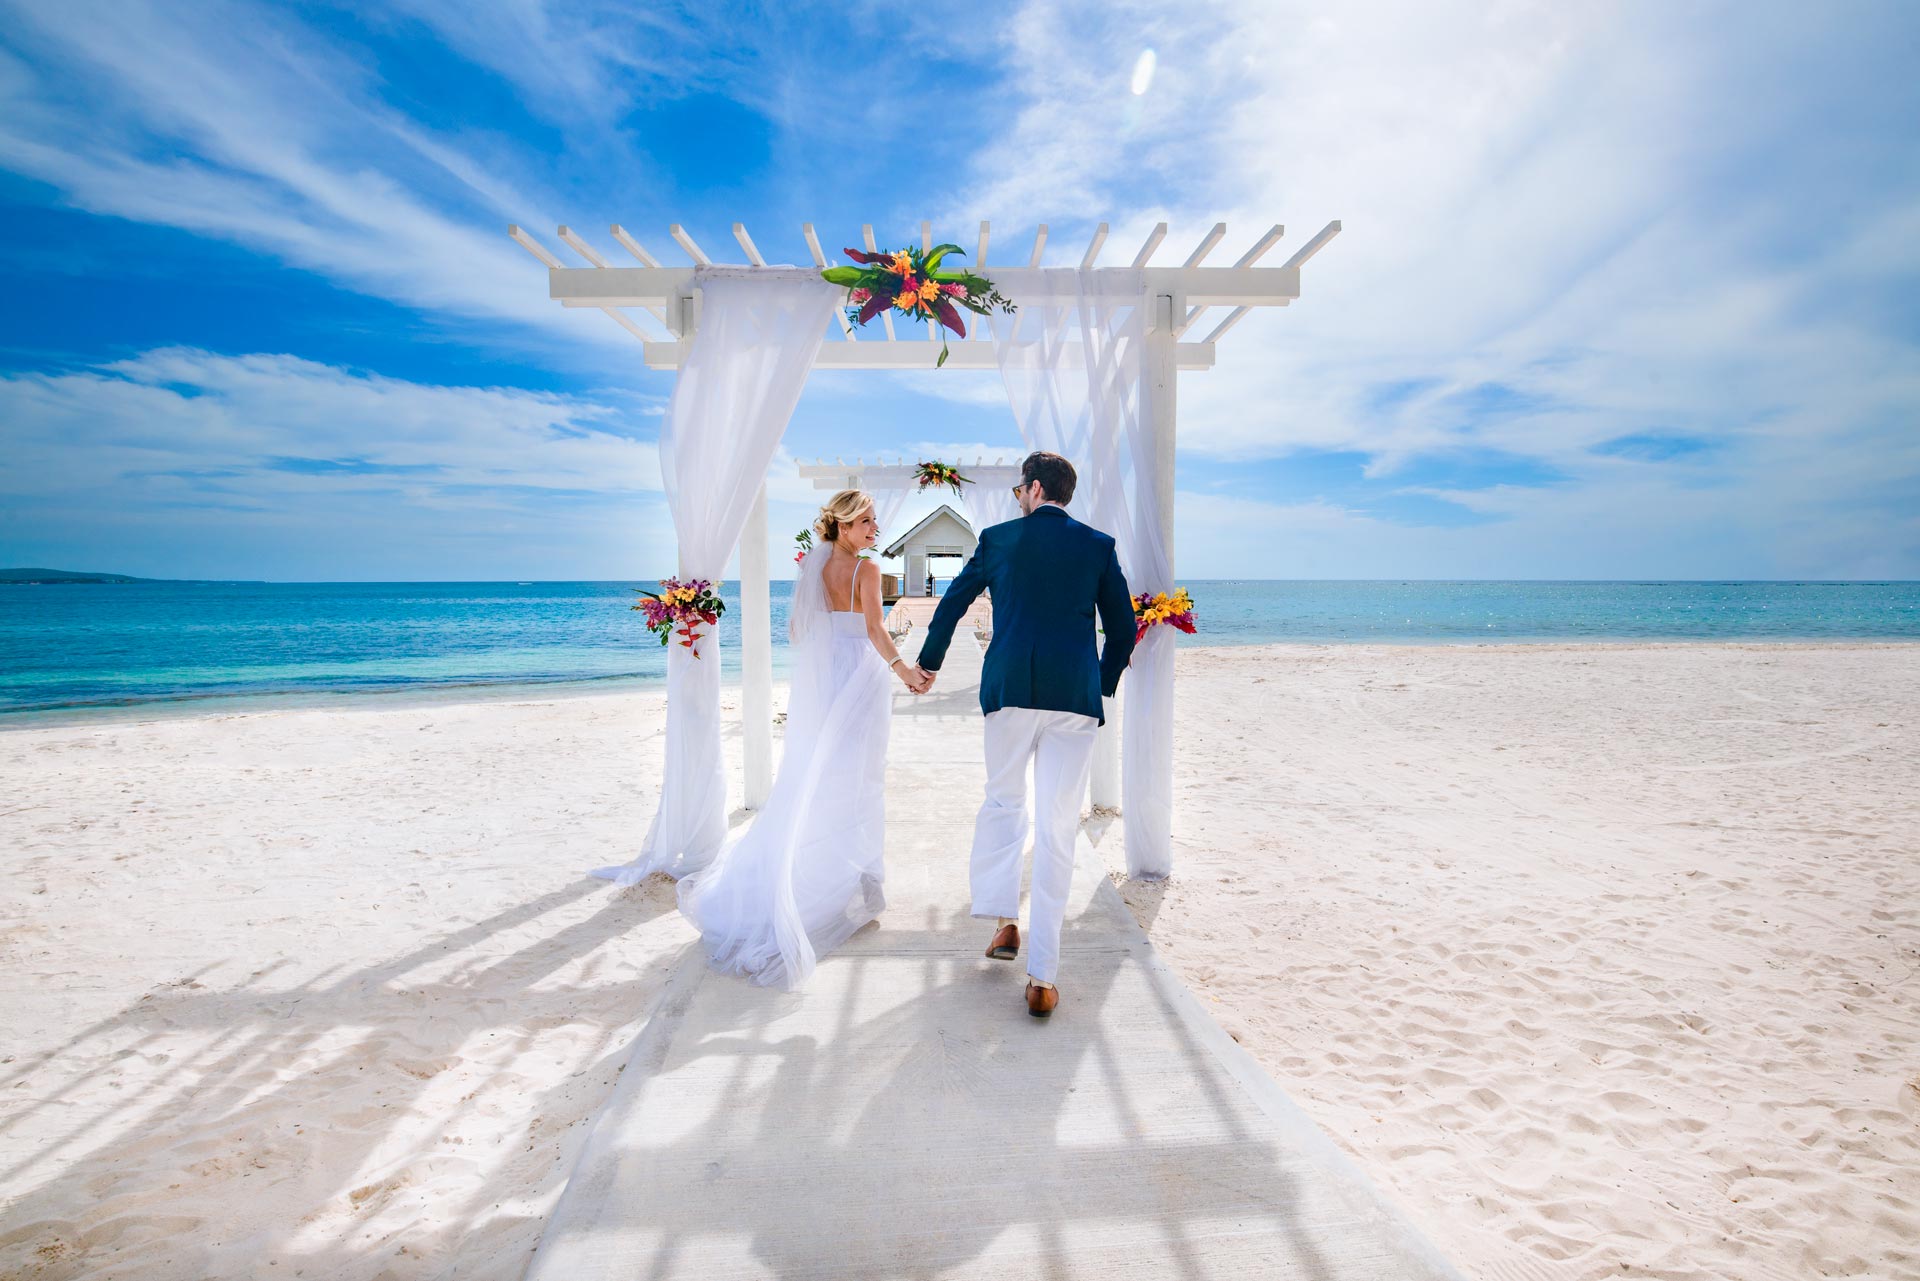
985,922,1019,961
1026,981,1058,1018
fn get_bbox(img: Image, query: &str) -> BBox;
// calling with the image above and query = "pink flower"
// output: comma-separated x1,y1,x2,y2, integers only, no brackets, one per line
850,288,871,303
942,282,966,296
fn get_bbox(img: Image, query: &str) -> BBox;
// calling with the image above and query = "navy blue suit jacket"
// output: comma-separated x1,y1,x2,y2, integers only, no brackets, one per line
916,505,1136,725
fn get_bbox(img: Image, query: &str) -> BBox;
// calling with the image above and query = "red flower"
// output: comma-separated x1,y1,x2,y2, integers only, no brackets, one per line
850,288,871,304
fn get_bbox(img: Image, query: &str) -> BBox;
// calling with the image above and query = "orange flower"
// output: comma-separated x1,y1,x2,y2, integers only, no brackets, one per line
893,292,922,313
918,279,941,302
887,251,913,275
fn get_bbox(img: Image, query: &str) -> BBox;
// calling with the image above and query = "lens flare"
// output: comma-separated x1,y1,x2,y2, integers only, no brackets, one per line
1130,48,1156,96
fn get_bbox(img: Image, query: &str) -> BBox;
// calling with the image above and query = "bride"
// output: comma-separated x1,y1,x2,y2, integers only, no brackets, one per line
675,489,929,989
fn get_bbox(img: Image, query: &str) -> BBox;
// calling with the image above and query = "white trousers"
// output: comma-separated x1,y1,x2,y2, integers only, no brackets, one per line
970,707,1099,984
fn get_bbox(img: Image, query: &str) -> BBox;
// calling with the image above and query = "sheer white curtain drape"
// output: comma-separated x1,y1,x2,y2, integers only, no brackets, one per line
872,486,915,547
959,478,1020,534
595,270,838,886
989,269,1174,878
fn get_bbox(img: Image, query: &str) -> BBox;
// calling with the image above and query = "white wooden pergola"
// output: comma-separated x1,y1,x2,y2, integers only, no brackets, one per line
510,217,1339,826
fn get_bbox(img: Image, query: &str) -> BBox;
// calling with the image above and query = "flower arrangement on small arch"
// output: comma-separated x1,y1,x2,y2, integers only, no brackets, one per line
820,244,1014,367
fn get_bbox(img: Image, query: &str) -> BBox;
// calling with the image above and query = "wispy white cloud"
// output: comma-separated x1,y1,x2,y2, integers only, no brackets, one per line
0,0,625,352
953,0,1920,574
0,348,670,578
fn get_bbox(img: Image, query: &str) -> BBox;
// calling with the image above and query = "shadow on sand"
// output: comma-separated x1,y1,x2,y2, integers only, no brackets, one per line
526,825,1389,1281
0,878,680,1279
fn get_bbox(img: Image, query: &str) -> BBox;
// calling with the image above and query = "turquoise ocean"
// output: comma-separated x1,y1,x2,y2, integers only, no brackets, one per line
3,580,1915,724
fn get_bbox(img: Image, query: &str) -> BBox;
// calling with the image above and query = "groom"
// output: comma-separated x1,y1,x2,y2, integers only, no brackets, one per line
913,451,1137,1019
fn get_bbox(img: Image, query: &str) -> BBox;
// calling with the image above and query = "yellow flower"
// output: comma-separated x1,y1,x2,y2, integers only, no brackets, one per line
893,292,921,313
918,279,941,302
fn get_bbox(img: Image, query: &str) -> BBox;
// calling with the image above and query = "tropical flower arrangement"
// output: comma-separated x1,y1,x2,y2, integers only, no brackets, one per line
914,460,971,494
820,243,1014,367
1132,587,1197,642
632,577,725,657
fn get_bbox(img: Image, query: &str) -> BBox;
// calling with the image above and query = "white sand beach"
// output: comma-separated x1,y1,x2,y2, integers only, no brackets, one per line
3,643,1917,1280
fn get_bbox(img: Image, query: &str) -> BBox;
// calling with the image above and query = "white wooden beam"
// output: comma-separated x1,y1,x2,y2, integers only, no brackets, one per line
1131,221,1168,267
797,461,1026,490
601,309,654,343
508,224,564,269
609,225,659,267
862,224,897,341
1182,222,1227,267
976,220,990,268
733,222,766,266
553,265,1303,310
557,225,610,267
804,222,856,339
1029,224,1048,268
1202,307,1257,344
1080,222,1109,271
1237,224,1287,266
513,226,665,341
639,338,1216,372
1282,219,1343,269
669,224,711,265
1180,223,1284,336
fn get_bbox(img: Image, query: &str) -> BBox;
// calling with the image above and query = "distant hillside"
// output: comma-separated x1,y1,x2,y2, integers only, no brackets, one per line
1,568,156,584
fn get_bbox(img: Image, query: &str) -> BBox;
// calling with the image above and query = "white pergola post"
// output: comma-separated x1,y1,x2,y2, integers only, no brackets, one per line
1112,290,1181,851
1096,288,1180,817
739,481,774,809
1150,291,1178,577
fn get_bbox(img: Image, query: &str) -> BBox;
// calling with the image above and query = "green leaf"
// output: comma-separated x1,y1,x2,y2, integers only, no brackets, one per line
820,266,864,286
924,242,966,274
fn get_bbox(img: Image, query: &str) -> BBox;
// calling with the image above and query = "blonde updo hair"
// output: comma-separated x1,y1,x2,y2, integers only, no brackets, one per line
814,488,875,545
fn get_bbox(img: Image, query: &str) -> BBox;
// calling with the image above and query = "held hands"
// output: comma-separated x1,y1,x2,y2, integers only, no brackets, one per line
896,661,935,695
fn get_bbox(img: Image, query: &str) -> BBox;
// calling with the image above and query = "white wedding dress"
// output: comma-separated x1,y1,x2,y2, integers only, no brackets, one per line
674,546,891,989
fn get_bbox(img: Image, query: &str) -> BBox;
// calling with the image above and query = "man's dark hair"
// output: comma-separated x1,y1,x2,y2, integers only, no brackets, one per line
1020,450,1077,505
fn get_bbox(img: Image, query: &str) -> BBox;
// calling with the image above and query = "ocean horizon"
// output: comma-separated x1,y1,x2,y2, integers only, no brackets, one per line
4,578,1916,725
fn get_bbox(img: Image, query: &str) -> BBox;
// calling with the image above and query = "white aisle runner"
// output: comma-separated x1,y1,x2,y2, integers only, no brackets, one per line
528,635,1463,1280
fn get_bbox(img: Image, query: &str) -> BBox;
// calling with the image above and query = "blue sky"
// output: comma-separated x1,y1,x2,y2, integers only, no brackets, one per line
1,0,1916,581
